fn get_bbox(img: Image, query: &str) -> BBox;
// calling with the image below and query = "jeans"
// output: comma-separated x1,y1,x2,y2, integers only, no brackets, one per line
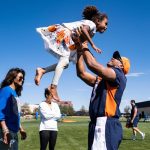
39,130,57,150
0,129,18,150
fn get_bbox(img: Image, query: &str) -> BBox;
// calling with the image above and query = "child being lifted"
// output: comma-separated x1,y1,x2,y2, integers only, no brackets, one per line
35,6,108,101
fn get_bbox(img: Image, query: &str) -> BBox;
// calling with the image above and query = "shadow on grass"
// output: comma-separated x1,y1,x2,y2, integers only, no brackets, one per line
123,138,143,141
122,138,132,140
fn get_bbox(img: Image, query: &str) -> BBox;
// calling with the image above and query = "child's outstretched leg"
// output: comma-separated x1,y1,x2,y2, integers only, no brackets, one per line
35,68,46,85
48,56,69,101
34,64,58,85
49,84,60,102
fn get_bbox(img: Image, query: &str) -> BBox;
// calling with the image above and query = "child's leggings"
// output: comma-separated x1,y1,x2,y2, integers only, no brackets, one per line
44,56,69,86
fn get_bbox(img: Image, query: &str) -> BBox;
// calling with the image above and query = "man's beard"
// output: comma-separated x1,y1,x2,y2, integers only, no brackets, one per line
107,62,112,67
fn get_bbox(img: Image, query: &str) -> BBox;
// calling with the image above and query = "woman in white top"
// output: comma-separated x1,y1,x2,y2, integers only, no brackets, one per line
39,88,61,150
35,6,108,101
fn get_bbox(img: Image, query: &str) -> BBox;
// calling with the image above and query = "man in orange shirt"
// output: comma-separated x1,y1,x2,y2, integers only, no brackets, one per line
76,48,130,150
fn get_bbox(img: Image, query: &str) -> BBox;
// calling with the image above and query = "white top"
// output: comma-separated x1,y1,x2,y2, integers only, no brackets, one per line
39,101,61,131
62,20,96,37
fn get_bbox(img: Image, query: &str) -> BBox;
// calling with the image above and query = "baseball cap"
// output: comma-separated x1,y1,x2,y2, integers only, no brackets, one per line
113,51,130,74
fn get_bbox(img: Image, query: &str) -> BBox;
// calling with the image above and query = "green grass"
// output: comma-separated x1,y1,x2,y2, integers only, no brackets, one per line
19,117,150,150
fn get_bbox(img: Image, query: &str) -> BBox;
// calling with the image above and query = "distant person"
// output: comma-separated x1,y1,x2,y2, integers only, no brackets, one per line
130,100,145,140
0,68,27,150
35,111,39,120
76,46,130,150
34,5,108,101
39,88,61,150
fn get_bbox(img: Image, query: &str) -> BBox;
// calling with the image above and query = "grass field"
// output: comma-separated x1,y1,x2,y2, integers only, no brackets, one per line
19,116,150,150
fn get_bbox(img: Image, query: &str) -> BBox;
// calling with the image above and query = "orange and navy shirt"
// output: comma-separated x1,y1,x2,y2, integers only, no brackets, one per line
89,67,126,120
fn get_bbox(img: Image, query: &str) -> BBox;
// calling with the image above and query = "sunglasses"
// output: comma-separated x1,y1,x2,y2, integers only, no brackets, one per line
18,76,24,82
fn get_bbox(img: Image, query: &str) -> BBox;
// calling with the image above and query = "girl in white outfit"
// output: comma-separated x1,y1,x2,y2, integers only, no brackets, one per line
39,88,61,150
35,6,108,101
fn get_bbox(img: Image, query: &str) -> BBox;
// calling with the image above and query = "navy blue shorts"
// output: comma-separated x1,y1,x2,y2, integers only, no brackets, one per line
133,117,139,127
88,117,123,150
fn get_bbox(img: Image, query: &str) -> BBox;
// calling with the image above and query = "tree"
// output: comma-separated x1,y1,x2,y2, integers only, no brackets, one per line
33,107,39,115
123,105,131,118
80,105,88,116
21,103,32,115
124,105,131,114
59,105,74,116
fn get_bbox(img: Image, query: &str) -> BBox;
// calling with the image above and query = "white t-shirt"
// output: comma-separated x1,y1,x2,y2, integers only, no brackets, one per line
39,101,61,131
62,20,96,37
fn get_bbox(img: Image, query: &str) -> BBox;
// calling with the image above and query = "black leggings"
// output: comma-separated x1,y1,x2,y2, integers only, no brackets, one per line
39,130,58,150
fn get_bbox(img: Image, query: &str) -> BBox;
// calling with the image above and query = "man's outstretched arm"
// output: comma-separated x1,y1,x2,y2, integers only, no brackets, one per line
82,48,116,81
76,50,97,87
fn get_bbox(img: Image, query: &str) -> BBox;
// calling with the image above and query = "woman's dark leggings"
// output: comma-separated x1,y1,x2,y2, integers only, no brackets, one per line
39,130,58,150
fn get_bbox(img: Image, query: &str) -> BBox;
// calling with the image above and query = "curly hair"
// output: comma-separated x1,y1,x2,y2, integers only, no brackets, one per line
82,6,108,22
0,68,25,96
131,100,135,104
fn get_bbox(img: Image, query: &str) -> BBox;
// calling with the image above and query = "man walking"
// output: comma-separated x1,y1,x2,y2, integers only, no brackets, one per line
130,100,145,140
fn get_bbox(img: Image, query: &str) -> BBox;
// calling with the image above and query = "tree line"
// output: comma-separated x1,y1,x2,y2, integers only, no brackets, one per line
21,103,89,116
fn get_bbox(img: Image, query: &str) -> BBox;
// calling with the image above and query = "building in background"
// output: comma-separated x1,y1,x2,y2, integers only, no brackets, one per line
136,101,150,116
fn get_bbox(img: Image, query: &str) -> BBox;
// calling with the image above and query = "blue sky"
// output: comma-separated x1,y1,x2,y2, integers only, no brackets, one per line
0,0,150,112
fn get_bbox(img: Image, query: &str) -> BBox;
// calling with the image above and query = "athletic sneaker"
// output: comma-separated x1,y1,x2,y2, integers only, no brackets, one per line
132,135,136,140
142,133,145,140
